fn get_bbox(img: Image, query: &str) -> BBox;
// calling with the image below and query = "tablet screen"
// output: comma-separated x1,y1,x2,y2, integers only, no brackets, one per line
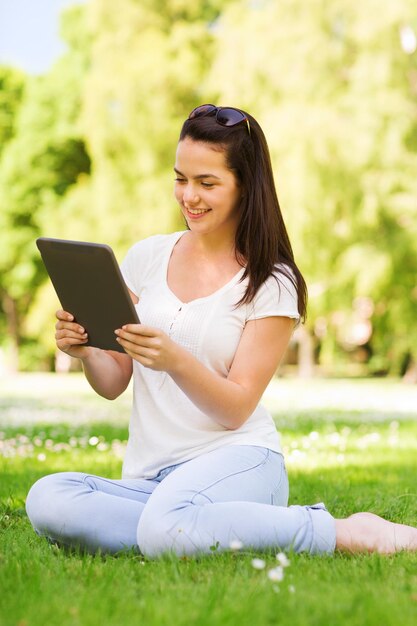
36,237,139,353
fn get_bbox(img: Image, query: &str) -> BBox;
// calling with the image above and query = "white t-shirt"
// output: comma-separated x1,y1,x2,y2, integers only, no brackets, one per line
120,231,300,479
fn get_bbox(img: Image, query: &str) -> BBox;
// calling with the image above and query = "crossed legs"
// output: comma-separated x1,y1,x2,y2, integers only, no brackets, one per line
26,446,417,557
25,471,155,553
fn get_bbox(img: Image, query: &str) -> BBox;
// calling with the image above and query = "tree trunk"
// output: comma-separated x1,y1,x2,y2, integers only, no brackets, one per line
1,291,20,373
296,324,315,378
402,358,417,384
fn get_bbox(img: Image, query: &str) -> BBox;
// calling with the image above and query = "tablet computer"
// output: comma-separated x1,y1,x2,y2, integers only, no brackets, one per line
36,237,139,353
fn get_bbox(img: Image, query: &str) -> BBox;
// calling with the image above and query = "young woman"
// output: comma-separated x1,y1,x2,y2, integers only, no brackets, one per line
26,105,417,557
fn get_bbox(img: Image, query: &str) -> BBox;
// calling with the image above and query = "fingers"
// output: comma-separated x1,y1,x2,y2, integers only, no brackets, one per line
55,319,87,334
117,340,154,360
114,327,159,348
115,328,160,362
56,309,74,322
119,324,158,337
55,310,86,334
55,310,88,347
116,340,156,367
55,328,88,343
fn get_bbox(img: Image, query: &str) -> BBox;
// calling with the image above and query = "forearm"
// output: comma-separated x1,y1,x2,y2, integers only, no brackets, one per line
116,318,292,427
81,348,132,400
168,348,255,430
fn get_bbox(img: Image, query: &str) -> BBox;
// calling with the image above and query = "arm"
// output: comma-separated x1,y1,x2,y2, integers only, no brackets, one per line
80,348,132,400
55,307,133,401
115,315,295,429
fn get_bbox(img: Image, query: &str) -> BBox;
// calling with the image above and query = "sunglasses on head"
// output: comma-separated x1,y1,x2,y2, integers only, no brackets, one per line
188,104,251,136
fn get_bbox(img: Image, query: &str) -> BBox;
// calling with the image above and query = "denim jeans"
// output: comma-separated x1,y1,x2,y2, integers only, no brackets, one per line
26,445,336,556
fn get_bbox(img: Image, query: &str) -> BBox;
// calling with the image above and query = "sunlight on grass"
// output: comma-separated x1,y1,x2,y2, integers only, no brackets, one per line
1,374,417,626
0,429,126,462
265,377,417,418
282,420,417,471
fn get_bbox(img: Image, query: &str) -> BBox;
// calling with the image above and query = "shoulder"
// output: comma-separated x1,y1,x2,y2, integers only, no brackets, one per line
122,232,181,270
121,231,185,294
246,264,300,322
270,264,298,296
255,264,298,296
126,231,183,257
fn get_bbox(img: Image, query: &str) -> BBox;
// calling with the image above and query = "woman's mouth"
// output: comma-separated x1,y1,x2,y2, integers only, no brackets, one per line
185,207,211,218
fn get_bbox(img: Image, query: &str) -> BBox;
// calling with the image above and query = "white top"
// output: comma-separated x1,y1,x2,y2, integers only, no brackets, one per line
120,231,300,479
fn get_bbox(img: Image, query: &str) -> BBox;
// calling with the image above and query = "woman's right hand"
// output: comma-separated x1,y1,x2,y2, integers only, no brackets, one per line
55,310,92,359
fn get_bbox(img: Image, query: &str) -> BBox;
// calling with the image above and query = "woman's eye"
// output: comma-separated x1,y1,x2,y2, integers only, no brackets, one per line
174,178,186,183
201,182,214,188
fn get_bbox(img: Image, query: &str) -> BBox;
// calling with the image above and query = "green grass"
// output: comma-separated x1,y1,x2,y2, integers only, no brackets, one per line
1,374,417,626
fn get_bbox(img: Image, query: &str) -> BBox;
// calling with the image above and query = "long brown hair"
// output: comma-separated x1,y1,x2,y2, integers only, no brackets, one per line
179,109,307,321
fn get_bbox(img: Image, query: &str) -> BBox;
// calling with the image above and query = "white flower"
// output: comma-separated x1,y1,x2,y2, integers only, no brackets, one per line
267,566,284,582
288,585,296,593
37,453,46,462
229,539,243,551
251,558,266,570
276,552,290,567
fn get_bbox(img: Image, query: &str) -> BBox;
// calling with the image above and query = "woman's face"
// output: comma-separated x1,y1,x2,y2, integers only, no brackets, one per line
174,138,241,239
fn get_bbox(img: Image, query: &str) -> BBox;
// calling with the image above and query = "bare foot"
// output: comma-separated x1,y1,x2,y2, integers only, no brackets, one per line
335,512,417,554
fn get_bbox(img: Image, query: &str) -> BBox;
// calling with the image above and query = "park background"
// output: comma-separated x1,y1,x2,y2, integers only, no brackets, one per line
1,0,417,380
1,3,417,626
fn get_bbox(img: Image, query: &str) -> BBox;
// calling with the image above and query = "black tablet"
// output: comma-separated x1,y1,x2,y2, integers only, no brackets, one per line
36,237,139,353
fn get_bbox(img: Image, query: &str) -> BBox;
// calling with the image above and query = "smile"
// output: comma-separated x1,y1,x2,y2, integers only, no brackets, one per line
186,207,211,216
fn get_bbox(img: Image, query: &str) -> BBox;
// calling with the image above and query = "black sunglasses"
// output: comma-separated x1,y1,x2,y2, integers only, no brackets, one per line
188,104,251,136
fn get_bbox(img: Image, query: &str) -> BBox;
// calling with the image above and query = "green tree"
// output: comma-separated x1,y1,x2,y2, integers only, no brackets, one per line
206,0,417,376
0,65,26,370
0,66,25,155
1,0,232,370
3,0,416,377
79,0,232,250
0,4,91,370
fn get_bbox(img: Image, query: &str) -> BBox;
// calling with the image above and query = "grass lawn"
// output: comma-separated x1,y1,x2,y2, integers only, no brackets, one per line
1,374,416,626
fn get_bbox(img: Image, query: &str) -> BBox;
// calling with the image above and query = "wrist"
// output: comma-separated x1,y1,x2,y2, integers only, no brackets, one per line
78,346,98,363
166,343,191,378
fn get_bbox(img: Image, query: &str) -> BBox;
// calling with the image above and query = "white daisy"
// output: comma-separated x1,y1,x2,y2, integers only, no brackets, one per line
276,552,290,567
267,566,284,582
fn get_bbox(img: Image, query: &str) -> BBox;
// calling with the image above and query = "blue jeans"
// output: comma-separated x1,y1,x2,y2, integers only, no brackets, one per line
26,445,336,556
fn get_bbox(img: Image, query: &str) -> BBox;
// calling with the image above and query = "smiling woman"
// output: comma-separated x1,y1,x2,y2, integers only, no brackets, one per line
25,104,417,558
174,138,241,237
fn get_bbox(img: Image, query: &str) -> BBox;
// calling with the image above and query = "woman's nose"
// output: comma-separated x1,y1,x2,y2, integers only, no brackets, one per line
183,185,200,205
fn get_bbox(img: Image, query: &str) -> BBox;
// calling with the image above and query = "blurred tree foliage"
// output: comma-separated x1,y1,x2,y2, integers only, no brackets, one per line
78,0,228,248
0,4,91,370
0,66,26,370
0,0,416,376
206,0,417,376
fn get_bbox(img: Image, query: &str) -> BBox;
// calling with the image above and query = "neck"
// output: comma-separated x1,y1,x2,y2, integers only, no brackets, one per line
187,230,236,260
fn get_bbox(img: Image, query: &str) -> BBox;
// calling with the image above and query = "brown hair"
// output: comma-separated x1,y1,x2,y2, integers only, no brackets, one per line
179,109,307,321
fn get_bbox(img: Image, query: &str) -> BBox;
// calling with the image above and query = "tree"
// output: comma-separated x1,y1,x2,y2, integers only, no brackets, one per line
79,0,233,250
0,4,91,370
0,65,26,371
0,66,25,155
3,0,416,376
0,0,233,370
205,0,417,376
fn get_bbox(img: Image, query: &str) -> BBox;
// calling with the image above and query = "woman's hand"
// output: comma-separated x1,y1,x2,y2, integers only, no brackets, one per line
114,324,180,372
55,309,92,360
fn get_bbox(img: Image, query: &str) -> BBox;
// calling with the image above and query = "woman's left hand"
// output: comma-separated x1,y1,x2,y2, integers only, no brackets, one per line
115,324,180,372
